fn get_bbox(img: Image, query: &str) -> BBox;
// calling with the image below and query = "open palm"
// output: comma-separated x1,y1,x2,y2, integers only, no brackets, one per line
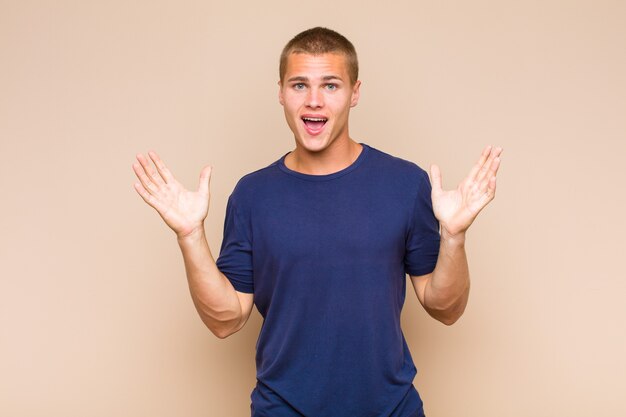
132,151,212,238
429,146,502,236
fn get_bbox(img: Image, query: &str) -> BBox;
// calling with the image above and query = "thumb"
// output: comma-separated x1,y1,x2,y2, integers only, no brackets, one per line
429,164,442,194
198,165,212,194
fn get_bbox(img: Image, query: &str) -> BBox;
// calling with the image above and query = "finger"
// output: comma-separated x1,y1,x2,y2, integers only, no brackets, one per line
467,145,492,182
472,145,497,183
485,149,503,180
477,156,501,192
132,161,159,196
490,155,502,177
475,146,503,184
148,151,173,184
488,176,497,199
133,182,165,212
137,153,165,188
197,165,212,194
429,164,442,193
479,176,497,207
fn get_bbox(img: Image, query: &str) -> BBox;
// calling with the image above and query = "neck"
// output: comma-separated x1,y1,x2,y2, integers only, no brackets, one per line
285,138,362,175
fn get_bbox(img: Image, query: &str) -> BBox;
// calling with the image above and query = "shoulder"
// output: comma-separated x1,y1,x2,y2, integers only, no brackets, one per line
228,157,283,205
365,143,430,185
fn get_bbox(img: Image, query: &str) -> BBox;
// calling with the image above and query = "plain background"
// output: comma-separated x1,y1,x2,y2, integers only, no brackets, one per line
1,1,625,416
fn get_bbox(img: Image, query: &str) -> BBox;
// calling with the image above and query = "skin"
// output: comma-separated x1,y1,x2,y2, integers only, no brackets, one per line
132,51,503,335
412,145,502,325
132,153,252,338
279,52,363,175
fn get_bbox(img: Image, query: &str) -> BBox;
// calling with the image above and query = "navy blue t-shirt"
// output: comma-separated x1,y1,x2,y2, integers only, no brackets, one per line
216,143,440,417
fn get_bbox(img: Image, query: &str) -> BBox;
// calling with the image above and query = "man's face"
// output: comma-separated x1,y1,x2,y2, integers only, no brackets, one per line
279,52,361,153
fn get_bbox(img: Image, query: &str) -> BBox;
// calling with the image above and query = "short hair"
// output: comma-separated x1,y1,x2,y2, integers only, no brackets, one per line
279,27,359,85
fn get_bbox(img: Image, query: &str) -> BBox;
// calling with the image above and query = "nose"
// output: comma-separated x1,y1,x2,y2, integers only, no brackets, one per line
305,87,324,109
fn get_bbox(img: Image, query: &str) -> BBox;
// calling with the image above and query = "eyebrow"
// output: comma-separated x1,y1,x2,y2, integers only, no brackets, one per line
286,75,344,83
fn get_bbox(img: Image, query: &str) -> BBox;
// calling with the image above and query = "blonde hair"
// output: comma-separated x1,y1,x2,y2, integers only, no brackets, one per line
279,27,359,85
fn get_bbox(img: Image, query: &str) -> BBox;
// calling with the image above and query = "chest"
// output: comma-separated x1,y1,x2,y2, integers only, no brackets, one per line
250,185,410,263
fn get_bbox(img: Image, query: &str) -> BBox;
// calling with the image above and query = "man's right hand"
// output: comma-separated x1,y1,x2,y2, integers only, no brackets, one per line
132,151,212,239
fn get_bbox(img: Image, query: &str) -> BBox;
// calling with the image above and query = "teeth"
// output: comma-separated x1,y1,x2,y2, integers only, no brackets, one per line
302,117,327,122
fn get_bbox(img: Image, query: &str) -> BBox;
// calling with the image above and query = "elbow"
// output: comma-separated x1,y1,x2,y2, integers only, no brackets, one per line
204,316,242,339
427,307,465,326
427,290,469,326
210,323,238,339
438,313,462,326
213,329,232,339
192,297,243,340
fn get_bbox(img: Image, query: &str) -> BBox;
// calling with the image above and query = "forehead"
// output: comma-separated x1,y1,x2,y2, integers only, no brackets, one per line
283,52,350,81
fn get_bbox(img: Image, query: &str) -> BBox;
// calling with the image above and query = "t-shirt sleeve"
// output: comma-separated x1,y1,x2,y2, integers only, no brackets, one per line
215,194,254,293
404,168,441,276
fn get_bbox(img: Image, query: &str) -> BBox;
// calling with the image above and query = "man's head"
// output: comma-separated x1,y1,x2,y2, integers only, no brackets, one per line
278,27,361,155
279,27,359,86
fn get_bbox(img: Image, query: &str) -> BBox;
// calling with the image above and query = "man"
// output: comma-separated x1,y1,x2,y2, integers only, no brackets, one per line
132,27,502,417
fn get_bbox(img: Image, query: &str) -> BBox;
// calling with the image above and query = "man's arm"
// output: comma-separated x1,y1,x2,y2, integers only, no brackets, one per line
410,229,469,325
177,227,255,338
410,145,502,325
132,151,254,339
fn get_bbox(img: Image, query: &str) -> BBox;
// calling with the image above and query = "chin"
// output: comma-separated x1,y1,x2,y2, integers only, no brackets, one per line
296,135,332,153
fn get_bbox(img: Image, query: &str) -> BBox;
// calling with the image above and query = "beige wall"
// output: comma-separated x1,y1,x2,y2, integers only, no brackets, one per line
1,1,625,416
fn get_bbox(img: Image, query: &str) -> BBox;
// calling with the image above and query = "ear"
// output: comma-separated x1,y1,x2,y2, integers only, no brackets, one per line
350,80,361,107
278,80,284,106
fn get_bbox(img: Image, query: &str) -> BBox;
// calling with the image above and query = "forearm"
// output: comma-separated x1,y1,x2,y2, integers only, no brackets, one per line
177,227,243,338
424,229,470,325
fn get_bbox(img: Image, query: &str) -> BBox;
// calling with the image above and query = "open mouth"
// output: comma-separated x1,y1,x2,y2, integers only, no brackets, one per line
301,116,328,135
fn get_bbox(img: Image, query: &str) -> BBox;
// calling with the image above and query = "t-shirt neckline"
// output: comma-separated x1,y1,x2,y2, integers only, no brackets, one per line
277,142,370,182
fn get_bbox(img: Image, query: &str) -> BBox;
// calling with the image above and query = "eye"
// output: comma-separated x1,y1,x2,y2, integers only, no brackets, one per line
293,83,306,90
325,84,338,91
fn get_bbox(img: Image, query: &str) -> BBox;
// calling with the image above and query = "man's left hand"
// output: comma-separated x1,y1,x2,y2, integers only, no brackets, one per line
429,145,503,237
